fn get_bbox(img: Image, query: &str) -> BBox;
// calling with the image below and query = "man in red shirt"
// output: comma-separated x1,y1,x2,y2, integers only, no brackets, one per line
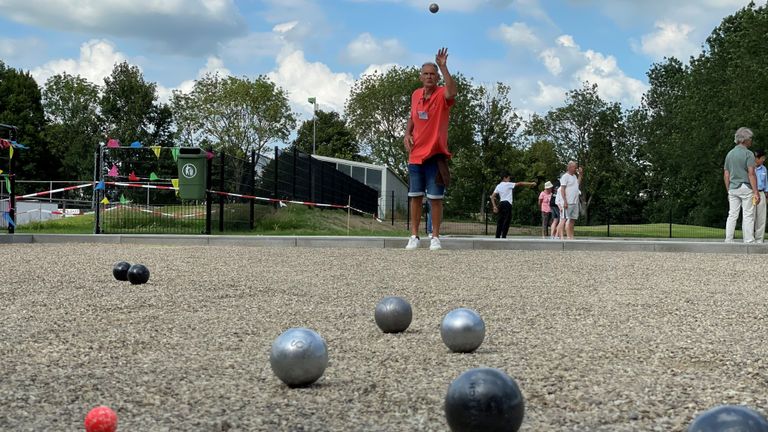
403,47,457,250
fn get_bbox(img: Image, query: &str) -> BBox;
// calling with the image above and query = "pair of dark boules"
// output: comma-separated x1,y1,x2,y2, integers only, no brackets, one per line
688,405,768,431
112,261,150,285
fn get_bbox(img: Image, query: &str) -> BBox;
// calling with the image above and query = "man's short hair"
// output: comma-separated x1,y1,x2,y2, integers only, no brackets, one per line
735,127,754,144
500,171,511,180
421,62,439,73
756,149,766,159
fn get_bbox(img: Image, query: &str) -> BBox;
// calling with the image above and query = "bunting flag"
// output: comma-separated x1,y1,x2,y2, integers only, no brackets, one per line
149,172,159,181
151,146,161,159
11,141,28,149
171,178,179,190
9,145,13,160
0,169,3,175
119,194,129,204
101,197,110,205
107,138,120,148
107,164,119,177
4,177,10,193
206,151,215,160
171,147,179,162
0,138,10,149
130,141,142,148
3,212,15,227
128,171,139,182
95,181,105,191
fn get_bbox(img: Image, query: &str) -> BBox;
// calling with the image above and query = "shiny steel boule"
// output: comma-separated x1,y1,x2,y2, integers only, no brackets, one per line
688,405,768,432
269,328,328,387
440,308,485,353
374,296,413,333
445,368,525,432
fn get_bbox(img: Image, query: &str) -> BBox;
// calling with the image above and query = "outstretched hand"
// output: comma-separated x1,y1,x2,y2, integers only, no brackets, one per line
436,48,448,68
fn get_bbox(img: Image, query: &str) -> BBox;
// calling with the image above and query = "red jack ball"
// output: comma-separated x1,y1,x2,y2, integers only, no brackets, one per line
85,406,118,432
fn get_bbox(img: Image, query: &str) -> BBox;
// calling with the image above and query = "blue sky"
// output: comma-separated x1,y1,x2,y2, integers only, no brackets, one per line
0,0,756,121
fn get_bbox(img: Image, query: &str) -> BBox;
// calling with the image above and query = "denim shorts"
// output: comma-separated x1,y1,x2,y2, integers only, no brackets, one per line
408,157,445,199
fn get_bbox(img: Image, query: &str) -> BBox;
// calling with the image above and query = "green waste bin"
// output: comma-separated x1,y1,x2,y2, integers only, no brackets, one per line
177,147,207,200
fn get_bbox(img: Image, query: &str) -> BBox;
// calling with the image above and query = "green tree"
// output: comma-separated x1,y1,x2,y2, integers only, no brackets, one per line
100,62,160,144
291,110,361,160
171,73,296,159
0,61,48,180
345,66,421,180
41,73,102,180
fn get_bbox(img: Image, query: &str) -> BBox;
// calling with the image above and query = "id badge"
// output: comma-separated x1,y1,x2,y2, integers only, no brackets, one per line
418,111,428,120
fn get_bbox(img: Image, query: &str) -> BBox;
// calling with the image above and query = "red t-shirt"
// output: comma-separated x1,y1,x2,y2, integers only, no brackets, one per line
409,86,455,164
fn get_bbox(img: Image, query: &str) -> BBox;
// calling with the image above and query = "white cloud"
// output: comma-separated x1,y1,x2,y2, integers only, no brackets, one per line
343,33,407,64
267,48,355,116
567,0,750,25
361,63,400,77
539,49,562,76
534,34,647,107
530,81,567,108
637,21,699,60
156,56,233,102
0,0,247,54
31,39,127,85
492,22,540,48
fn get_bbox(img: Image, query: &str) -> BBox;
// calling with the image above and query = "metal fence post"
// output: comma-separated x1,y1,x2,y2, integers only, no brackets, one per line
93,147,101,234
485,202,489,236
406,197,410,231
249,149,255,230
8,146,15,234
219,151,225,233
669,206,673,238
273,146,279,208
607,211,610,238
391,190,395,226
205,151,212,235
292,147,297,199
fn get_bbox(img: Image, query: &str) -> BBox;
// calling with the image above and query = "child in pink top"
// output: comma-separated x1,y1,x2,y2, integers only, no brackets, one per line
539,181,554,238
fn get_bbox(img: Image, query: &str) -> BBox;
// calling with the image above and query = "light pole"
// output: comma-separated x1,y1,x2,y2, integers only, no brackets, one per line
307,97,317,154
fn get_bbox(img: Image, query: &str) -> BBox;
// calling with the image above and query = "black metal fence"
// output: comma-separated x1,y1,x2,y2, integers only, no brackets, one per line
379,193,741,239
93,146,379,234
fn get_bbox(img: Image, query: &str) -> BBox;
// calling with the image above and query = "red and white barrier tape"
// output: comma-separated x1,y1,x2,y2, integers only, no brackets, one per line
18,182,94,199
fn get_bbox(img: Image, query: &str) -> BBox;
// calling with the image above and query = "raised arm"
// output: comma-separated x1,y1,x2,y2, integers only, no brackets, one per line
436,48,457,100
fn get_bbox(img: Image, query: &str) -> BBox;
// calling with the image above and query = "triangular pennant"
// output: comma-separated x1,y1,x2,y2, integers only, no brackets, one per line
171,147,179,162
107,164,118,177
3,212,15,227
128,171,139,182
8,146,13,160
0,169,3,175
101,197,110,205
149,172,159,181
119,194,129,204
151,146,161,159
4,177,10,193
11,141,27,149
95,181,105,191
206,151,215,160
107,138,120,148
130,141,142,148
171,178,179,196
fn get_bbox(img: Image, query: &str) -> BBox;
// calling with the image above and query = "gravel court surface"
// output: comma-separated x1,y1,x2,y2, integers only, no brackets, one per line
2,243,768,431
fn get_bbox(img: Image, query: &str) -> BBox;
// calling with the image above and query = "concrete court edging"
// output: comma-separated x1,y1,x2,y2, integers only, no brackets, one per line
0,233,764,254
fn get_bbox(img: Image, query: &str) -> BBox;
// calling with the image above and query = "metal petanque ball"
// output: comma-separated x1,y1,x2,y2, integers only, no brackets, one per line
127,264,150,285
112,261,131,281
440,308,485,353
270,327,328,387
688,405,768,432
445,368,525,432
429,3,439,13
374,296,413,333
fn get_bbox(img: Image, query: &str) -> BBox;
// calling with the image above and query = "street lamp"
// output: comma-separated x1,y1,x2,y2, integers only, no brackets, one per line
307,97,317,154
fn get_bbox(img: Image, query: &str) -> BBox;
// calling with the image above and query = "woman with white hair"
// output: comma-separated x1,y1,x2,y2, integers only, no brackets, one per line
724,127,760,243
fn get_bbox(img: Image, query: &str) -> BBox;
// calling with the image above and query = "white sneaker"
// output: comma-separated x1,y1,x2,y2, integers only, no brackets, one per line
405,235,420,250
430,237,442,251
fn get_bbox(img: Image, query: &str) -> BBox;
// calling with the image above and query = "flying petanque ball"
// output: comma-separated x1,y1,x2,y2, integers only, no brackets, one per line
440,308,485,353
112,261,131,281
84,405,118,432
445,368,525,432
429,3,439,13
270,327,328,387
126,264,150,285
374,296,413,333
688,405,768,432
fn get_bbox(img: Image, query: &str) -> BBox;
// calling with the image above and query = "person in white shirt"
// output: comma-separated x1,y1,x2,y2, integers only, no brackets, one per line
490,172,536,238
555,161,583,240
